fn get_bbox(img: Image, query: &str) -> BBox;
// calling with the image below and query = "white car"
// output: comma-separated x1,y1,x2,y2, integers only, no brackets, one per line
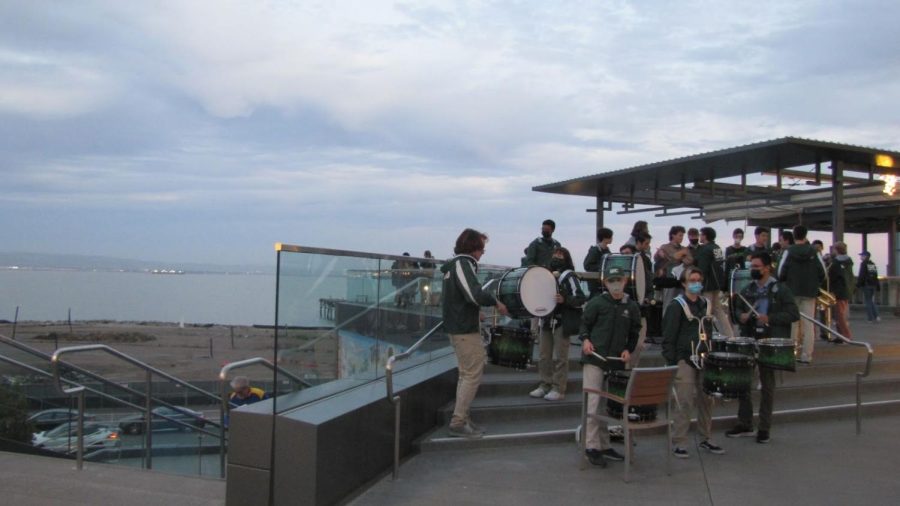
33,422,121,454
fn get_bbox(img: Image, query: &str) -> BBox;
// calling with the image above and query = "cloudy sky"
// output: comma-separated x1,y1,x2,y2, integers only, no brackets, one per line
2,0,899,267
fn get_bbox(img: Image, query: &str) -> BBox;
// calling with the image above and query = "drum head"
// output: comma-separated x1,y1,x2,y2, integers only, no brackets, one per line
730,269,751,297
632,254,646,302
519,266,558,317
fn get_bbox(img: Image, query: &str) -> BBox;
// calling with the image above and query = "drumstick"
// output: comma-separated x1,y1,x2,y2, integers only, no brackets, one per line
591,351,624,362
736,292,769,327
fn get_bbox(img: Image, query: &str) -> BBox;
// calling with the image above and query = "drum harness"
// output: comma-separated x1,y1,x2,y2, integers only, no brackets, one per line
672,294,714,370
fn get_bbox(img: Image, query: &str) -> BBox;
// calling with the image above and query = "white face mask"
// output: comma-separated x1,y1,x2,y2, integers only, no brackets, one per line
606,280,625,296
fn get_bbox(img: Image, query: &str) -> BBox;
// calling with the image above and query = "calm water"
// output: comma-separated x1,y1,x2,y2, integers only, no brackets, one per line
0,270,289,326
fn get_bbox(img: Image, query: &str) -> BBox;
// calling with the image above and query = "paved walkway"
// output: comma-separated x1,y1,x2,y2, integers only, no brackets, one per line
352,412,900,505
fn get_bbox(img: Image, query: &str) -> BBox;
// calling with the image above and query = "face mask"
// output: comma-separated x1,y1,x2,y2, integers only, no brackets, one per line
750,269,764,280
550,259,565,271
606,280,625,296
541,231,552,239
687,281,703,294
689,238,699,246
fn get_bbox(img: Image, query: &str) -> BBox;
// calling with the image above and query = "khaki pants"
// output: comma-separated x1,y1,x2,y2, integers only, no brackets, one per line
583,364,611,451
792,297,816,361
450,333,485,427
538,325,570,394
703,290,735,338
672,360,712,446
834,299,852,339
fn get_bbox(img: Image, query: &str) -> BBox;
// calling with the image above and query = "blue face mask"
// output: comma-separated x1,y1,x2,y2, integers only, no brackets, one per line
687,282,703,294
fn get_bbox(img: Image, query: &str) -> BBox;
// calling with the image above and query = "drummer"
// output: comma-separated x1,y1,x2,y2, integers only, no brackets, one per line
529,247,586,401
579,264,641,466
726,251,799,444
662,266,726,458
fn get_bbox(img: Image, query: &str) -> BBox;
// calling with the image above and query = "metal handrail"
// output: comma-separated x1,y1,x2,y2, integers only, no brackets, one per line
217,357,312,478
51,343,223,471
799,312,874,434
384,321,444,480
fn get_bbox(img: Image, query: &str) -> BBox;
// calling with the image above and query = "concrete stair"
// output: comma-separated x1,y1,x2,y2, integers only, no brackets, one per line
416,336,900,452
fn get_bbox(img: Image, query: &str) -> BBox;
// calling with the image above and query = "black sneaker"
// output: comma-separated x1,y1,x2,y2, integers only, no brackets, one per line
756,430,771,444
725,426,755,438
673,447,689,459
699,440,725,454
585,449,607,467
601,448,625,461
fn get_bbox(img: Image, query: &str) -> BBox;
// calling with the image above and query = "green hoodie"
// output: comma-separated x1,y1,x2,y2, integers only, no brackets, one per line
777,243,826,298
440,255,498,334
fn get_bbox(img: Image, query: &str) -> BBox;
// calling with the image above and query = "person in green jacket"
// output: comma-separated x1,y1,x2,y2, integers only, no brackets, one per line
579,265,641,466
525,219,561,268
726,251,799,444
776,225,826,363
583,227,614,298
662,266,726,459
694,227,735,338
441,228,508,438
529,247,586,401
827,242,854,339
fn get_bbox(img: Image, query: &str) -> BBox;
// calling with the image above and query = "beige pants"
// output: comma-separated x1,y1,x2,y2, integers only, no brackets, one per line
538,325,570,394
450,333,485,427
792,297,816,362
582,364,611,451
703,290,735,338
672,360,712,446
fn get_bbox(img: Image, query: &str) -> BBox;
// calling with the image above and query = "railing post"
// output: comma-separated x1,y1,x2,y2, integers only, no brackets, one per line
393,397,401,480
145,369,153,470
220,375,228,479
75,389,85,470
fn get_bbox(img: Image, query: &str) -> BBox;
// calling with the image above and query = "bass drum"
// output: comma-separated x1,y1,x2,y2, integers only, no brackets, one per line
600,253,646,303
494,266,558,319
729,269,752,325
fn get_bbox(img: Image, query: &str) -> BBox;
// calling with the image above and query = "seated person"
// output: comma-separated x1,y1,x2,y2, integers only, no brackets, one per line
229,375,270,407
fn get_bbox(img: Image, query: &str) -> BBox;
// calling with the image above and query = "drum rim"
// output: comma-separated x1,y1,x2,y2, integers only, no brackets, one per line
497,266,557,317
757,338,795,346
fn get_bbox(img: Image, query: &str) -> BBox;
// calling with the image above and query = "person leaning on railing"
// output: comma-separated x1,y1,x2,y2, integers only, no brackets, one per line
441,228,508,439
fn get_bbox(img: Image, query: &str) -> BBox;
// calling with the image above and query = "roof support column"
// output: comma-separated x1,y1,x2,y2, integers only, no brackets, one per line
832,160,845,244
889,215,898,277
595,186,605,230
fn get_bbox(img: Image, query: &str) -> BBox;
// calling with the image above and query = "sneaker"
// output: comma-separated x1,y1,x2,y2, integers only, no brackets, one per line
600,448,625,461
796,359,812,365
585,449,607,467
543,389,565,401
448,423,483,439
467,420,486,435
529,385,549,398
699,440,725,454
609,426,624,442
756,430,771,444
673,447,689,459
725,426,755,438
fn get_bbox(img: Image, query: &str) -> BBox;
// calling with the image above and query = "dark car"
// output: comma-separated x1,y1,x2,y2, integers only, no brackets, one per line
118,406,206,435
27,409,97,432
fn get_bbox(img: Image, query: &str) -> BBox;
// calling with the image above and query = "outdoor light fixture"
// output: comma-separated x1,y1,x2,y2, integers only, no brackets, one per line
875,154,894,168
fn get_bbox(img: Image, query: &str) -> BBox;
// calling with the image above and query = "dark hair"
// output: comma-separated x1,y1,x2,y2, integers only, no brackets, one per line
668,225,686,240
754,226,770,237
542,219,556,231
597,227,613,241
635,233,652,244
555,247,575,271
793,224,808,240
424,250,432,257
630,220,649,237
772,243,783,252
700,227,716,241
733,228,744,237
750,251,773,267
620,244,636,254
812,239,823,247
454,228,488,255
780,230,794,244
681,266,704,283
688,228,699,235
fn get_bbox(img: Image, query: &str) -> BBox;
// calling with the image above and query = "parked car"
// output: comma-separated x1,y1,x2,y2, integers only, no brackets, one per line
118,406,207,435
32,422,121,454
27,409,97,432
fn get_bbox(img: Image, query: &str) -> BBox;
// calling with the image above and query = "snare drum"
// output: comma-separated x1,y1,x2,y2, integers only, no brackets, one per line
601,253,646,302
606,371,658,422
725,337,757,358
710,333,729,353
702,352,754,399
756,338,796,372
487,326,534,370
494,266,558,319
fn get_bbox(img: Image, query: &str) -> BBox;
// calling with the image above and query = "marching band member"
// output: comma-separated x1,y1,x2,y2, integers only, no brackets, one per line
662,266,726,458
579,264,641,466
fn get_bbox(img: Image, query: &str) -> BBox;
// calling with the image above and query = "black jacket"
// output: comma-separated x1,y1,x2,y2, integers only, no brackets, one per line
556,270,587,335
579,293,641,370
662,295,713,365
734,278,799,339
440,255,498,334
777,243,826,298
857,259,880,290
